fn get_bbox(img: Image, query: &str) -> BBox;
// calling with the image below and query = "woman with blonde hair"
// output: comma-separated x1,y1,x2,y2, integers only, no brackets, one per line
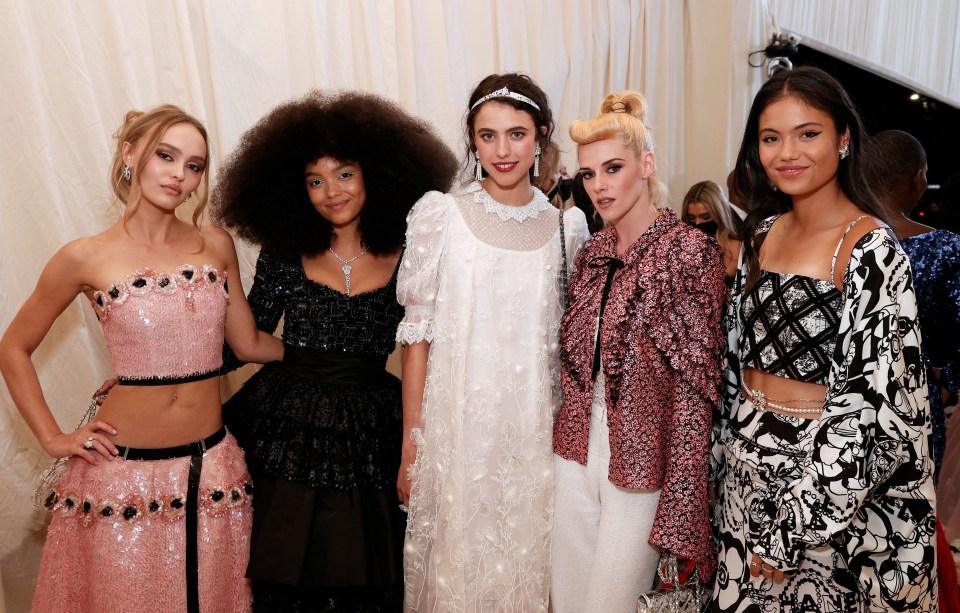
552,91,725,612
681,180,742,284
0,104,283,612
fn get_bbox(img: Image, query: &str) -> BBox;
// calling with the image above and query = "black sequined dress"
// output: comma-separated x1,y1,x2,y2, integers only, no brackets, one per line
223,248,404,611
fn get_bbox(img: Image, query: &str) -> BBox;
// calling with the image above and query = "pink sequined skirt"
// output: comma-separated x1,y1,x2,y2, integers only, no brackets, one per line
31,430,253,613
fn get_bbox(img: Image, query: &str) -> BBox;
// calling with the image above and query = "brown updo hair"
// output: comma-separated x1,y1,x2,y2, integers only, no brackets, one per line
463,73,559,186
569,91,668,209
110,104,209,228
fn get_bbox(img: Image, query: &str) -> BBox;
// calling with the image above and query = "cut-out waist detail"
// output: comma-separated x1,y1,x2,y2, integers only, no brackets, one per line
743,366,826,414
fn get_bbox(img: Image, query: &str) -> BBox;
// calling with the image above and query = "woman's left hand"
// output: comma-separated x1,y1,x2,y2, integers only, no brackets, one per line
749,552,790,583
95,378,118,401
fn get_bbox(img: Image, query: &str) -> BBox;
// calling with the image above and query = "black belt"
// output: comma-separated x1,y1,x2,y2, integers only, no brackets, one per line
115,426,226,613
117,369,220,386
283,345,388,385
115,426,226,461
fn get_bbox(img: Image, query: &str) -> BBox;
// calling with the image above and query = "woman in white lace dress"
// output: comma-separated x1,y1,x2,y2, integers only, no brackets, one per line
395,73,589,611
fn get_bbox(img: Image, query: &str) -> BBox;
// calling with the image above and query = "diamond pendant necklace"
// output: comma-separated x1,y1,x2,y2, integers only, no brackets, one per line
329,247,366,296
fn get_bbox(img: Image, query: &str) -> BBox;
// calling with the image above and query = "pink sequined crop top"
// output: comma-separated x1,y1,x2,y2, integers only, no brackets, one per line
91,265,228,385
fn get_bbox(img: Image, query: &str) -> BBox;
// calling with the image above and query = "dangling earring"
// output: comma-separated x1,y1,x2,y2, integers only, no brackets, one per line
533,143,541,178
475,151,483,182
123,165,132,182
839,142,850,160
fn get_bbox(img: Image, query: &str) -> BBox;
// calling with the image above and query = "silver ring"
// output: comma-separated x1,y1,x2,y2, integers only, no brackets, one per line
399,504,409,513
83,437,94,449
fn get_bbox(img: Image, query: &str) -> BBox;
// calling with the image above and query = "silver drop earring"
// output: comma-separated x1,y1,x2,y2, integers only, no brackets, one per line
475,151,483,182
839,142,850,160
123,165,132,182
533,143,541,178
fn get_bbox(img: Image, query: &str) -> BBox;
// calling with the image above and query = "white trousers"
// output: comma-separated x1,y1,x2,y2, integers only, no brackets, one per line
551,376,661,613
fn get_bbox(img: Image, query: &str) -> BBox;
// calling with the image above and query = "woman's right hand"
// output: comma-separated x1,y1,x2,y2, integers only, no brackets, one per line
397,443,417,509
44,420,119,465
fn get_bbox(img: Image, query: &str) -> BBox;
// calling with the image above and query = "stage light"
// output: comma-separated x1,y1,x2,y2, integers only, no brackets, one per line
909,93,920,101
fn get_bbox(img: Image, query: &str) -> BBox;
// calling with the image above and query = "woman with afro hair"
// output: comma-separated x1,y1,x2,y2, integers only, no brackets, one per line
214,90,457,612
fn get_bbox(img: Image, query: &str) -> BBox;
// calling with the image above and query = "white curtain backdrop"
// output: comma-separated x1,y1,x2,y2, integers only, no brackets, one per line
7,1,955,610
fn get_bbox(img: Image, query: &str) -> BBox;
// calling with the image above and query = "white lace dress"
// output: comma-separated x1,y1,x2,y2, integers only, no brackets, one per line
397,182,589,612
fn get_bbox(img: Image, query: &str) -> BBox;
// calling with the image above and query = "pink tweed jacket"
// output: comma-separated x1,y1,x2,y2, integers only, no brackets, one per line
553,208,725,572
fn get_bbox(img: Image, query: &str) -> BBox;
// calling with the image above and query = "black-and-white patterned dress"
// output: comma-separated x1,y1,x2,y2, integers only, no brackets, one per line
712,217,938,612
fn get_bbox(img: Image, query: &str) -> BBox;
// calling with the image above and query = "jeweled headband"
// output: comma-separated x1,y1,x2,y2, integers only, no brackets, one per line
470,87,541,111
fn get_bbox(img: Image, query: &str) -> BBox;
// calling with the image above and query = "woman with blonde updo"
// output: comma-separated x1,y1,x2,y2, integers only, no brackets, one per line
681,180,742,285
552,92,725,612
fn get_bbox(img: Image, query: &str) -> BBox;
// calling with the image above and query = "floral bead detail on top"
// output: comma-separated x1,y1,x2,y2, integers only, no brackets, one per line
91,265,227,320
91,265,229,384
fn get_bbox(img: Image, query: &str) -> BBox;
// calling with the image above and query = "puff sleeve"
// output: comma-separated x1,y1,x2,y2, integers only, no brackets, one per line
562,205,590,276
395,191,452,345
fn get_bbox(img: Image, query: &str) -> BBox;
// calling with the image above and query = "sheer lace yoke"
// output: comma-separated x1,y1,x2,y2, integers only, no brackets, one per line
458,182,559,251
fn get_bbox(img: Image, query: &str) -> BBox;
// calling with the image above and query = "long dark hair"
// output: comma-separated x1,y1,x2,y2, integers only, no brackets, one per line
732,66,884,288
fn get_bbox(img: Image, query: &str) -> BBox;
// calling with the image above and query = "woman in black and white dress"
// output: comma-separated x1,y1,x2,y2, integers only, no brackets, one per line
713,66,938,612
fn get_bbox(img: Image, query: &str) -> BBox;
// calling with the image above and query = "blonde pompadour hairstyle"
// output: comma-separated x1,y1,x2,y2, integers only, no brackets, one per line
569,91,668,209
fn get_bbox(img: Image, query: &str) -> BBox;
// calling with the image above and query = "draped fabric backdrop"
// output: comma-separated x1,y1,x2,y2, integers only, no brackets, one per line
770,0,960,107
0,1,953,610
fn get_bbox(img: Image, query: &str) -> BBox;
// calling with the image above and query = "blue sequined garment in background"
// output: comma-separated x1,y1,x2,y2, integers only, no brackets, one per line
901,229,960,482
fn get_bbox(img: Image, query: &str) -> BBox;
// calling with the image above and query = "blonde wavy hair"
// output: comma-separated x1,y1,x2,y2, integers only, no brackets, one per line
569,91,668,209
110,104,210,230
681,180,740,255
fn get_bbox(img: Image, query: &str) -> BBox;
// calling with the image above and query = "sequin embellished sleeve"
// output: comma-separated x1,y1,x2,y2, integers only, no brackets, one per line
221,248,289,372
395,191,451,345
751,230,937,595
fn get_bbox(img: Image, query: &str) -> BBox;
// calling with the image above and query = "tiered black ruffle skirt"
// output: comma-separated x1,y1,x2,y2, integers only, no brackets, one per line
224,348,404,610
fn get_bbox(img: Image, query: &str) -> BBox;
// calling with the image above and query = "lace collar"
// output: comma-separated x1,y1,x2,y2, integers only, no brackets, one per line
469,181,552,222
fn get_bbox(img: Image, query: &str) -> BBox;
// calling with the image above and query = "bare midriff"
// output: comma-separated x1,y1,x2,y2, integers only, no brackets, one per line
97,376,223,448
743,367,825,419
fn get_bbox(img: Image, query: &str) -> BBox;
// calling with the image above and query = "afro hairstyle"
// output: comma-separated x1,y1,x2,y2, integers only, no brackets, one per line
213,90,457,258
